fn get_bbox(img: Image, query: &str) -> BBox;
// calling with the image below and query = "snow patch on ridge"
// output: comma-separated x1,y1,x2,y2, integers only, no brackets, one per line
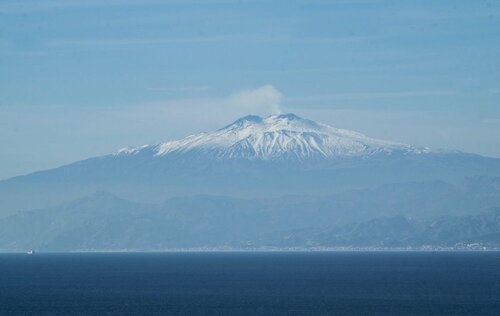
115,145,150,156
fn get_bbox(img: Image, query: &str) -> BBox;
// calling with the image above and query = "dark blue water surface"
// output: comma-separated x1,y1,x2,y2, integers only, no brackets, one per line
0,252,499,315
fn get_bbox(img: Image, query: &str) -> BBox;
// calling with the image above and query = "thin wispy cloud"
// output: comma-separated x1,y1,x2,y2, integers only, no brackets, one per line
0,0,134,12
0,0,230,13
483,118,500,124
46,36,241,49
287,90,457,102
147,86,211,93
383,8,500,21
43,34,378,50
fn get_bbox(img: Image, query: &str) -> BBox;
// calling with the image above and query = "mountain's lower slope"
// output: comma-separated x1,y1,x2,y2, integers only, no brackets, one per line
1,145,500,216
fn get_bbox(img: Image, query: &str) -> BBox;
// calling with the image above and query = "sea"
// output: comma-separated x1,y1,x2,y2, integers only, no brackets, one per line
0,252,498,315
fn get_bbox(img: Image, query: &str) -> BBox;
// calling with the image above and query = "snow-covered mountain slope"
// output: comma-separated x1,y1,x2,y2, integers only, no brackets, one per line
115,113,430,161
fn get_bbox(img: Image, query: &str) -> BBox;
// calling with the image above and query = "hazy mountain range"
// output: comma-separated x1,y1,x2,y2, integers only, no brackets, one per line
1,113,500,251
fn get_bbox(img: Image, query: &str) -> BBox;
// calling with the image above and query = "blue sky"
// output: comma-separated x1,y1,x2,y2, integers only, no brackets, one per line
0,0,499,179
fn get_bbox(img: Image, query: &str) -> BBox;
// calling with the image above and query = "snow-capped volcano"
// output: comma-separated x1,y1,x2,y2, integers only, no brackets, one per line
3,113,500,215
117,113,428,161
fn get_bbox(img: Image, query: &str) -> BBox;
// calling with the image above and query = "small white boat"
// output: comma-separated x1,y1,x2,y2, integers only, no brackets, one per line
27,250,35,255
